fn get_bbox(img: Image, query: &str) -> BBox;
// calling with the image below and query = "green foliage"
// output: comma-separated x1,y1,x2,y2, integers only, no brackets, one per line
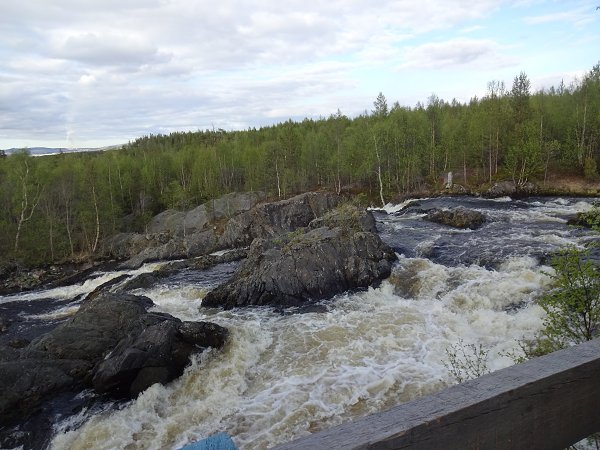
538,246,600,349
518,246,600,361
571,206,600,231
443,338,491,383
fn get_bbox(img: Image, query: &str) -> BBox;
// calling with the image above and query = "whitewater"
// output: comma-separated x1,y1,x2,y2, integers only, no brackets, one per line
2,196,598,449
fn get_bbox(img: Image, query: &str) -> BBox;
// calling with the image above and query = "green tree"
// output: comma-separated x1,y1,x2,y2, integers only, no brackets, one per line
537,246,600,351
372,92,388,117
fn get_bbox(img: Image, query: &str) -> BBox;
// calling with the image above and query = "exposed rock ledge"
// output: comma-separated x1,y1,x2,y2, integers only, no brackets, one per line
202,206,397,308
102,191,341,269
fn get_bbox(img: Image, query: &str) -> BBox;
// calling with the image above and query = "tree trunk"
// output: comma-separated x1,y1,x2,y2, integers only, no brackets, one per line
91,185,100,254
275,159,282,198
14,162,41,253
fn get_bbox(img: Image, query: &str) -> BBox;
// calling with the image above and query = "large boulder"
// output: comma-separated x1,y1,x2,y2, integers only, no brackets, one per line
149,192,267,237
102,232,171,261
218,191,341,248
101,192,267,266
25,293,155,363
1,293,228,424
424,207,486,229
92,320,227,397
203,223,397,309
147,209,186,236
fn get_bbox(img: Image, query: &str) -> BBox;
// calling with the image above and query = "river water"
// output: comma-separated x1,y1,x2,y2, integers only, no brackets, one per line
2,196,598,450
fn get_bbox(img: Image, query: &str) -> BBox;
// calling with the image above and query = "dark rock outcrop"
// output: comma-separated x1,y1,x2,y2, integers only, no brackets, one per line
218,191,341,248
424,207,486,229
203,213,396,309
92,319,227,397
0,292,228,424
101,191,267,267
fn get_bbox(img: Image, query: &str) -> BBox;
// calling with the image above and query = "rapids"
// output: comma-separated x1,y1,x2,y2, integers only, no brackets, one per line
2,196,598,450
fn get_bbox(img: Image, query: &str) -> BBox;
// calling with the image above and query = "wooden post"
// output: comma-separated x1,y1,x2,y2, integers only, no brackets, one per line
273,338,600,450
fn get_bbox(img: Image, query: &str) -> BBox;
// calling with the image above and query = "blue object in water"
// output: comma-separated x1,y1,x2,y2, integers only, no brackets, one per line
178,432,238,450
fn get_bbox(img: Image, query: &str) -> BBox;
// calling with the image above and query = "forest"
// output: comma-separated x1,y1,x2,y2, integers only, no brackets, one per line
1,63,599,267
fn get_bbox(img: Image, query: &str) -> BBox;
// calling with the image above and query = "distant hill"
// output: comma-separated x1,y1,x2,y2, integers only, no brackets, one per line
1,145,122,156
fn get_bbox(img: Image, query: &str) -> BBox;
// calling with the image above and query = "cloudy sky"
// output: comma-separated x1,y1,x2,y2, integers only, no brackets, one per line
1,0,599,149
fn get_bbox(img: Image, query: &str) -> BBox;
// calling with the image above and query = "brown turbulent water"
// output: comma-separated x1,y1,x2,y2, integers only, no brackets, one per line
1,196,597,450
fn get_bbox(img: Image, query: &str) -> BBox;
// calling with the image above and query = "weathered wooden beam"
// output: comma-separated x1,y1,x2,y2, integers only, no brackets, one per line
273,338,600,450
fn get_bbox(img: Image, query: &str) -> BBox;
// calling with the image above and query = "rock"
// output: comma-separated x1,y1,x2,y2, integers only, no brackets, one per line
120,239,187,269
25,293,155,362
424,207,486,229
119,273,163,291
183,205,210,235
1,292,229,423
102,232,166,261
218,192,341,248
150,192,267,237
147,209,186,236
203,225,397,309
92,320,228,397
486,181,517,197
101,192,266,266
486,181,537,198
0,360,76,424
184,229,218,256
308,204,377,233
0,316,7,334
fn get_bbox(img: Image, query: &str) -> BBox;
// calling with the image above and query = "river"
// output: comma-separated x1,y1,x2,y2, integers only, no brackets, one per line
1,196,598,449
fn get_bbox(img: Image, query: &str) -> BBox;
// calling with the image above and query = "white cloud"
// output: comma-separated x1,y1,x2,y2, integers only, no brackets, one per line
524,5,596,27
78,74,96,85
0,0,598,148
399,38,514,70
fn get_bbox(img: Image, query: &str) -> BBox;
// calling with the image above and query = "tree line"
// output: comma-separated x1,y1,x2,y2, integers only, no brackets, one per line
1,63,599,267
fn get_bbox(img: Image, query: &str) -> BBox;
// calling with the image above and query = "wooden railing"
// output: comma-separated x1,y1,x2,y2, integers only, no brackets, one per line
272,338,600,450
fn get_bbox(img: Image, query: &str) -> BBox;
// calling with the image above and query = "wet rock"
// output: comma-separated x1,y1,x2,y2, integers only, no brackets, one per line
0,316,7,334
203,225,396,309
119,273,163,291
0,262,109,296
218,191,341,248
424,207,486,229
120,239,188,269
0,292,228,423
0,360,76,424
25,293,155,362
92,320,228,397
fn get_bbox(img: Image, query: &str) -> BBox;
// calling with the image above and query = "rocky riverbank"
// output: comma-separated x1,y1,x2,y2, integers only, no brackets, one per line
0,191,401,449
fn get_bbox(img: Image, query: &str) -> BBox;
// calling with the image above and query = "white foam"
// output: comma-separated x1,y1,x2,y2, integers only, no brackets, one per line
376,198,429,214
490,196,513,202
50,258,551,450
0,262,165,305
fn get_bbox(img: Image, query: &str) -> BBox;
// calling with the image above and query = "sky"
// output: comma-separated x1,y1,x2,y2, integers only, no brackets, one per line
1,0,599,149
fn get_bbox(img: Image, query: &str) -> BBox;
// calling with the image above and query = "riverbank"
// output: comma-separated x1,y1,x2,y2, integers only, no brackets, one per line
2,177,599,296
